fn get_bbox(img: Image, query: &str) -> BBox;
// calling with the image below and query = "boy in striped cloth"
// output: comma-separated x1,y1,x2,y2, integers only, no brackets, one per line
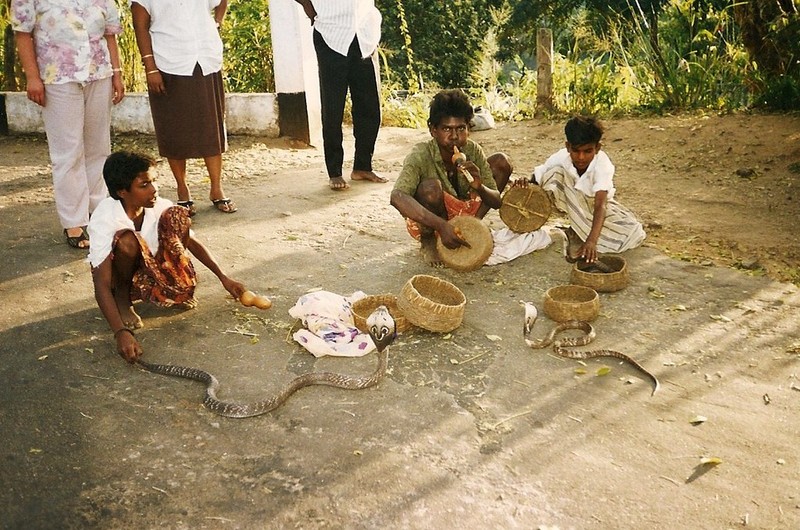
526,115,646,264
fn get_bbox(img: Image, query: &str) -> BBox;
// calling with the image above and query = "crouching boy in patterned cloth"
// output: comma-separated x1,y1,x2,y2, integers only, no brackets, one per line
88,151,245,363
525,115,646,264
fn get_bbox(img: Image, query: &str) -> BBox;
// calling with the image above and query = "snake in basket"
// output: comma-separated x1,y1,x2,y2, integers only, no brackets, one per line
134,306,397,418
523,302,659,396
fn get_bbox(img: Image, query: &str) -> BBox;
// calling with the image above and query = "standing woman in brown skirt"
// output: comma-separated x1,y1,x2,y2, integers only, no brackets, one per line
130,0,237,215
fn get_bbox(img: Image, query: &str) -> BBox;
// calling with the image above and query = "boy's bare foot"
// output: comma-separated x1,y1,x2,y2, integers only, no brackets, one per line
420,235,443,267
329,176,350,191
120,305,143,330
350,170,388,183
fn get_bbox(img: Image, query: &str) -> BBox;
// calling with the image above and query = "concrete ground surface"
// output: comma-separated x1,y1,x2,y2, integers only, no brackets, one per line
1,115,799,529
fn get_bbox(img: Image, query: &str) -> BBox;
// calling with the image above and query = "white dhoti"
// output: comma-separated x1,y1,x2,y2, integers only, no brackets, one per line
539,167,646,253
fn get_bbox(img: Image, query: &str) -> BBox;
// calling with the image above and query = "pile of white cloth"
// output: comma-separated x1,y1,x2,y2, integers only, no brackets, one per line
288,290,375,358
485,227,552,266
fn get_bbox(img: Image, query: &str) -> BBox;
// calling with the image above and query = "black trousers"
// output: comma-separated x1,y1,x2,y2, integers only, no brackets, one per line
313,30,381,178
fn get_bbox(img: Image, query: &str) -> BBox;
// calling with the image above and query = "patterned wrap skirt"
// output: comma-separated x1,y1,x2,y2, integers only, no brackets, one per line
112,206,197,306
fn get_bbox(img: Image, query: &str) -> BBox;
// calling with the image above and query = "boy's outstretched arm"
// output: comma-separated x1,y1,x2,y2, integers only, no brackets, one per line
92,259,142,362
186,236,246,300
581,190,608,263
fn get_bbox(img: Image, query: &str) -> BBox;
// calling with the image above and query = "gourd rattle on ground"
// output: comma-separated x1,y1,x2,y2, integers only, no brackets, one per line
239,290,272,310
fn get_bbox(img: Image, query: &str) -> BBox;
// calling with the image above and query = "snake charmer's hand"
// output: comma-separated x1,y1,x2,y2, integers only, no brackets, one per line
438,222,471,250
221,277,246,301
461,161,483,190
511,177,533,189
111,74,125,105
116,329,142,363
580,238,599,263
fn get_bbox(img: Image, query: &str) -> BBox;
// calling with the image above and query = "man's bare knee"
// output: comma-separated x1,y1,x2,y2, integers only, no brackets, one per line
415,179,445,212
488,152,514,192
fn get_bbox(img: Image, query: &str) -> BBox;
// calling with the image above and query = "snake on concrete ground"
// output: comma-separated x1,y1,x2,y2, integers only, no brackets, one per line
134,306,397,418
523,302,659,396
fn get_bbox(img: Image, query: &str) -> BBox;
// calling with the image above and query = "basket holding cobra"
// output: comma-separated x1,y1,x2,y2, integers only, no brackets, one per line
352,294,412,333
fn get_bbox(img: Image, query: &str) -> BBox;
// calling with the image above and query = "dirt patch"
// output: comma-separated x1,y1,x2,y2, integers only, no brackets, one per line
1,113,799,529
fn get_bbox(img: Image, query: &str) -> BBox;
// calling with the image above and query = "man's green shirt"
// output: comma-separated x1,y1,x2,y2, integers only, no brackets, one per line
393,138,498,200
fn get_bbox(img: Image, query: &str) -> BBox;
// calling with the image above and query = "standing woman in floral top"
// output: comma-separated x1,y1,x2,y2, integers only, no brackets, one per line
11,0,125,249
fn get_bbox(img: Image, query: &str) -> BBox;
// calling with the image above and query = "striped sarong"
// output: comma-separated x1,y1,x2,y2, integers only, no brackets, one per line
539,167,645,253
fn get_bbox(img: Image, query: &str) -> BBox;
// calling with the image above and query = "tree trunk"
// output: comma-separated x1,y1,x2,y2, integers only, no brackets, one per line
733,0,787,76
3,22,17,91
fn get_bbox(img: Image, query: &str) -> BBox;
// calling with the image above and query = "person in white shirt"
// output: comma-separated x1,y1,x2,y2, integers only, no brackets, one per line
88,151,245,363
294,0,387,190
525,116,645,263
131,0,237,215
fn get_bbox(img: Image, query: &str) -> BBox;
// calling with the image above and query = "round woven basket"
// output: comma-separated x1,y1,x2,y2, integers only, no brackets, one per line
570,255,630,293
397,275,466,332
435,216,494,272
499,186,552,233
351,294,412,333
543,285,600,322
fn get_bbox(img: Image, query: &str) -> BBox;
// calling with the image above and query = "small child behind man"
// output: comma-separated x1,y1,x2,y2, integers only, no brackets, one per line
529,115,645,263
87,151,246,363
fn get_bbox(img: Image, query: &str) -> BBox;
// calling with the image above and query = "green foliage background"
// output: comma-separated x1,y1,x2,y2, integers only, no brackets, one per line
1,0,798,119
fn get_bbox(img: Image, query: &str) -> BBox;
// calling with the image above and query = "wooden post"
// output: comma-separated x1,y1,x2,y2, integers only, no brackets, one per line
267,0,321,146
536,28,553,117
4,23,18,91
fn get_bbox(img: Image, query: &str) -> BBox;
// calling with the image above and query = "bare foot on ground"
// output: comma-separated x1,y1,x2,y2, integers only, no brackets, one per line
181,297,198,310
350,170,388,183
420,235,443,267
329,176,350,190
116,297,143,329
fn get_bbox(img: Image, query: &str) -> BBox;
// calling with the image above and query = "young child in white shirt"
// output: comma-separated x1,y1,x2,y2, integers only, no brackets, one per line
531,116,646,263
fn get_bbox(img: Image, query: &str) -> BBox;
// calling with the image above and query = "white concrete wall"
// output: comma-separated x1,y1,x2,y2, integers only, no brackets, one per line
2,91,279,136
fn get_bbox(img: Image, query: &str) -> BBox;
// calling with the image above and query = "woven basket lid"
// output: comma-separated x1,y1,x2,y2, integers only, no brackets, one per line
435,216,494,272
499,186,552,233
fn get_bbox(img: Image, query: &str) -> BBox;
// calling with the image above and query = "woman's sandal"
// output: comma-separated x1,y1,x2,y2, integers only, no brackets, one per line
64,227,90,249
212,198,238,213
177,200,197,217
